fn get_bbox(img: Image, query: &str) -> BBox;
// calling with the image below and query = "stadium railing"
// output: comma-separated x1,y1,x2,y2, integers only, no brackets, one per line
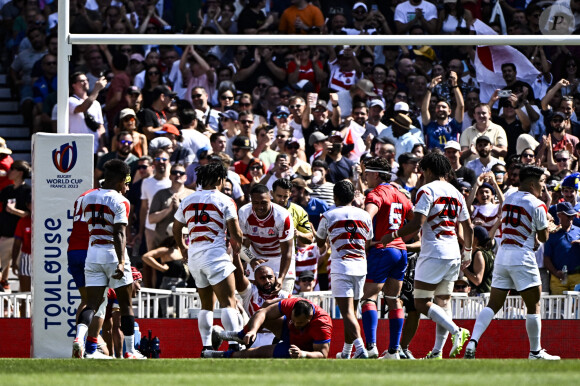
0,292,31,317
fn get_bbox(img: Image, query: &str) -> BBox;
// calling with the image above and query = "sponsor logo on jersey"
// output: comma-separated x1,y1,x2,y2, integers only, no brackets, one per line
268,228,275,236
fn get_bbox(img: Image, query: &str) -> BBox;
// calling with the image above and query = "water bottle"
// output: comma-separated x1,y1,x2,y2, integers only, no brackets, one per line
134,322,141,350
352,164,360,181
561,265,568,285
151,336,161,358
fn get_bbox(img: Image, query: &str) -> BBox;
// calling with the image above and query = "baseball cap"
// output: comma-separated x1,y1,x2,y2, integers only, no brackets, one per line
516,134,539,155
355,79,377,97
219,110,239,121
552,111,567,120
556,201,578,216
315,100,329,111
275,105,290,116
369,99,385,109
233,135,252,149
0,137,12,155
445,140,461,151
299,270,315,280
130,53,144,62
292,177,313,193
126,85,141,95
119,108,136,120
398,152,420,164
285,137,300,147
479,182,496,196
309,131,328,146
329,130,343,140
152,85,176,99
149,136,172,150
156,123,180,136
413,46,437,62
353,2,367,11
455,276,470,286
476,135,492,145
394,101,410,113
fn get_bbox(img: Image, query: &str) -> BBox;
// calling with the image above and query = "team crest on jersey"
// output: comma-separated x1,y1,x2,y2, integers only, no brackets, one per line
257,297,264,306
52,141,78,173
268,228,275,236
253,227,258,233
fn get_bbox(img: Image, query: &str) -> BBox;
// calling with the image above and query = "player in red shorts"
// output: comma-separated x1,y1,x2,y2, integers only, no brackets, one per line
202,298,332,359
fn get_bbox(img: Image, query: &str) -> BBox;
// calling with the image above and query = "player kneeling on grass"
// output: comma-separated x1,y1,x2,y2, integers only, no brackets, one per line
203,298,332,358
316,180,373,359
381,152,473,359
464,166,560,360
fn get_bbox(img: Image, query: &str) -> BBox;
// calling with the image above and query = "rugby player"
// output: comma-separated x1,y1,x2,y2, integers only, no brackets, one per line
360,157,414,359
173,162,244,355
464,166,560,360
203,298,332,358
316,180,373,359
381,152,473,359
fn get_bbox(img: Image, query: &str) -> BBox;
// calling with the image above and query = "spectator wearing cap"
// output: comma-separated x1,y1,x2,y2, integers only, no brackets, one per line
104,52,131,134
324,130,355,183
291,177,329,231
190,86,221,132
112,108,148,158
328,79,377,120
69,71,108,155
125,86,143,116
421,71,463,151
272,105,292,139
444,140,476,186
284,137,312,178
140,84,175,140
227,111,258,157
467,171,504,234
491,91,532,159
413,46,437,76
141,64,166,109
253,124,278,169
310,159,335,206
549,172,580,227
278,0,325,34
179,109,211,163
95,131,140,185
394,0,438,34
156,123,193,167
466,136,503,178
393,152,420,193
462,225,495,295
460,103,508,163
129,53,145,82
541,80,580,137
378,111,424,158
302,94,340,159
366,99,388,136
0,138,14,193
233,136,265,183
308,132,329,165
544,202,580,294
327,46,362,93
296,270,316,293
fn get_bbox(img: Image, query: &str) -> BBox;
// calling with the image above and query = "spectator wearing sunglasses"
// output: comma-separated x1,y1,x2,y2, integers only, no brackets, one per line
284,137,312,178
95,131,139,187
112,108,148,158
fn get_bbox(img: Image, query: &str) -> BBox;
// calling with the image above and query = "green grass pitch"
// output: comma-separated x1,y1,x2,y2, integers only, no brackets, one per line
1,359,579,385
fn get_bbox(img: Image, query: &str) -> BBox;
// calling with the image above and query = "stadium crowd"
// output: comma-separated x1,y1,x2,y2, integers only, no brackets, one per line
0,0,579,359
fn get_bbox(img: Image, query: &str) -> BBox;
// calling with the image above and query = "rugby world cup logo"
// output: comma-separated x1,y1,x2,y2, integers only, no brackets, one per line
52,141,78,173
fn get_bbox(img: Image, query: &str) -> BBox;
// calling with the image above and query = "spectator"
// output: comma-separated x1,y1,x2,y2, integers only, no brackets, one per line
95,131,140,186
309,159,335,206
10,191,32,299
462,225,495,295
465,136,503,177
238,0,275,34
190,86,220,132
104,52,131,135
460,103,508,163
141,64,166,109
444,140,476,186
180,109,211,163
394,0,438,35
253,124,278,169
302,99,338,160
436,0,472,34
140,85,175,139
278,0,324,34
0,139,14,194
548,172,580,227
544,202,580,294
284,137,311,177
493,95,531,159
156,123,194,167
327,46,361,92
209,132,227,155
287,45,326,92
393,152,420,194
328,79,377,119
291,177,328,230
324,131,355,183
260,153,292,191
378,113,422,160
111,108,147,158
32,53,57,133
181,46,215,107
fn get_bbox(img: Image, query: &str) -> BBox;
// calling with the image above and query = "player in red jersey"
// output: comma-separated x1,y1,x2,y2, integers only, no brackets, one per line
203,298,332,358
382,152,473,359
173,162,244,355
465,166,560,360
360,157,414,359
72,160,143,359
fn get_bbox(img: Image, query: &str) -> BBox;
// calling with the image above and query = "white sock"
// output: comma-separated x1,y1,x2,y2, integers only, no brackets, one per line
471,307,495,343
428,304,459,334
124,334,135,354
526,314,542,352
221,307,240,345
76,324,88,342
353,338,365,353
433,324,449,354
342,343,353,358
198,309,213,347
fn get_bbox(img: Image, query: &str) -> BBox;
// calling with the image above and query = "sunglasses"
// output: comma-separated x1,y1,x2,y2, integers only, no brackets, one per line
280,94,290,98
556,158,570,162
137,164,150,170
191,93,203,99
241,120,253,125
522,153,534,158
276,135,287,139
277,114,289,119
250,165,263,170
148,71,160,75
154,157,168,162
287,144,300,150
124,117,136,122
220,95,234,101
120,140,133,146
300,278,314,283
239,102,252,107
170,170,186,176
494,171,506,175
289,104,303,109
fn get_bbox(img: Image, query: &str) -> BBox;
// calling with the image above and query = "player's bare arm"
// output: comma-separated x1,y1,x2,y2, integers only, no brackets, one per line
278,239,293,286
244,302,283,345
381,213,425,245
289,342,329,359
226,218,243,253
172,220,188,255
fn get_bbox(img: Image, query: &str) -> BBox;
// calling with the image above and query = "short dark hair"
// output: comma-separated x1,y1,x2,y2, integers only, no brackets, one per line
272,178,292,192
519,165,545,184
112,52,129,71
292,299,313,318
117,131,132,141
334,180,355,205
312,160,329,170
10,160,32,179
363,157,392,181
210,132,226,143
250,184,270,196
103,159,130,183
196,162,228,188
180,109,198,127
501,63,516,72
419,152,452,179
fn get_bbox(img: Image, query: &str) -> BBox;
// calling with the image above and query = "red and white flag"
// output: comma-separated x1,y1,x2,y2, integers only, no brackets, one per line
471,19,540,103
343,121,366,161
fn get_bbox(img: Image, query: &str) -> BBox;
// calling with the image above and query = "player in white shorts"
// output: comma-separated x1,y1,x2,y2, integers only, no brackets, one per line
382,152,473,359
316,180,373,359
238,184,295,291
72,160,143,359
464,166,560,360
173,162,244,355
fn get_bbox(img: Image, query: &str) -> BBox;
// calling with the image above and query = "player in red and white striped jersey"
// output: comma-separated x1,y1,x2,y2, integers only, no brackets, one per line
73,160,143,359
465,166,560,360
317,180,373,359
173,162,244,355
238,184,295,290
382,152,473,359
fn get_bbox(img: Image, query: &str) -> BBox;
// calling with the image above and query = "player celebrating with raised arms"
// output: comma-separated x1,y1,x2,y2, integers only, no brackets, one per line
173,162,244,355
316,180,373,359
381,152,473,359
464,166,560,360
360,157,414,359
72,160,143,359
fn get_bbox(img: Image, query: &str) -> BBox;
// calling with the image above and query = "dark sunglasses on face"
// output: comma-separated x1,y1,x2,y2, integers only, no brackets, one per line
191,93,203,99
300,278,314,283
170,170,186,176
522,153,534,158
556,158,569,162
155,157,168,162
220,95,234,101
148,71,159,75
240,102,252,107
250,165,263,170
137,164,150,170
241,120,253,125
277,114,289,119
120,140,133,145
287,144,300,150
289,104,303,109
276,135,287,139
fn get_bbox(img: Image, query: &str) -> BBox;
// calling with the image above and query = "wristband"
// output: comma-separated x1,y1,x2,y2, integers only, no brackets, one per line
393,230,399,239
332,103,338,108
300,351,307,358
451,85,458,89
464,247,472,252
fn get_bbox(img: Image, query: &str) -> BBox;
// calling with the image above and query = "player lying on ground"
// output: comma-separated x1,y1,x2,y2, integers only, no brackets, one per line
203,298,332,358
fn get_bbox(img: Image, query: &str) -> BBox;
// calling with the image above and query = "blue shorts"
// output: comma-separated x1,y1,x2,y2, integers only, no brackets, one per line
272,316,291,359
366,247,407,283
67,249,88,289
